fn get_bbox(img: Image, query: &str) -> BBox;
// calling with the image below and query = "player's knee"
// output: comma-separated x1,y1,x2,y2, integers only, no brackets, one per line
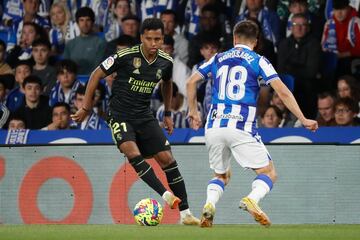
269,170,278,183
214,173,228,184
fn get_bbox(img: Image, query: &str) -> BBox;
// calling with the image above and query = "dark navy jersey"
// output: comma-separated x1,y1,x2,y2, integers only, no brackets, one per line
100,44,173,120
197,44,279,134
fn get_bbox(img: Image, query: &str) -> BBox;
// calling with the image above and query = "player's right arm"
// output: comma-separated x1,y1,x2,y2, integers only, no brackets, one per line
186,71,204,130
71,67,106,123
270,79,318,131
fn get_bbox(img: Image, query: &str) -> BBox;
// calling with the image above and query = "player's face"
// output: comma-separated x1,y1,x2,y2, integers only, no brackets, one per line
24,82,41,103
337,80,351,98
15,65,31,84
52,106,70,129
78,16,93,35
161,14,176,35
262,107,281,128
335,104,355,126
140,29,164,55
50,5,66,26
32,45,50,65
291,17,308,40
333,8,349,22
318,97,335,121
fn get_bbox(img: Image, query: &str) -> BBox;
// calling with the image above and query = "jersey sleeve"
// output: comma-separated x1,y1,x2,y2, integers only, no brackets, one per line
197,55,216,80
162,61,173,82
99,51,124,76
258,56,279,85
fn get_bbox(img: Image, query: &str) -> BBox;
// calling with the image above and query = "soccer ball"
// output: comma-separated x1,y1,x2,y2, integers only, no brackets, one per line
133,198,163,226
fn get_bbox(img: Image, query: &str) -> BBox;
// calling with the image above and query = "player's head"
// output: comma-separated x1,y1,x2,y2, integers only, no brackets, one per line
233,20,259,49
140,18,164,55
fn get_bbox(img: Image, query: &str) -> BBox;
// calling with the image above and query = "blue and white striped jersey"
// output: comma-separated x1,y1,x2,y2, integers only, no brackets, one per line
197,44,279,134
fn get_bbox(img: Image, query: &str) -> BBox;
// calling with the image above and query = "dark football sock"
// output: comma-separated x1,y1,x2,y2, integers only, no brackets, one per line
163,161,189,211
129,155,167,196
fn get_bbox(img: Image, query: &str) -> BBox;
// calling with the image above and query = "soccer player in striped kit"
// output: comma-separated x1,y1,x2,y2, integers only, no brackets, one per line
187,20,318,227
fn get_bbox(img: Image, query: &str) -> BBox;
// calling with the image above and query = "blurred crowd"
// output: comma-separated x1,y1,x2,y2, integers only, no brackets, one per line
0,0,359,131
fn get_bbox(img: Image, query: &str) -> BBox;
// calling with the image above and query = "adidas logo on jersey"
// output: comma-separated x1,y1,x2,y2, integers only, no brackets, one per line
165,140,170,146
133,69,140,74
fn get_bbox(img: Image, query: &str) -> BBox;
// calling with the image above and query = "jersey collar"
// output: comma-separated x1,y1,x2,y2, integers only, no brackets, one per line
140,44,158,65
234,44,251,50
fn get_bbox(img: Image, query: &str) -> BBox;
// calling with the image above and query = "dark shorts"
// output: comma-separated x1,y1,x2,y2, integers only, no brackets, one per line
107,114,171,157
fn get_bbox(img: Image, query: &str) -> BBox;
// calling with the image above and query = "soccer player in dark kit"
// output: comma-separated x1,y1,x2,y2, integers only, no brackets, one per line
71,18,200,225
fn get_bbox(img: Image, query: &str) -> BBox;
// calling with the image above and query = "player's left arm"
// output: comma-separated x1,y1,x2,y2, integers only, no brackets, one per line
186,71,204,130
161,79,174,135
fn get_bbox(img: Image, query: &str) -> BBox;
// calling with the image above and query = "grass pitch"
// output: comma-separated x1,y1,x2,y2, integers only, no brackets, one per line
0,224,359,240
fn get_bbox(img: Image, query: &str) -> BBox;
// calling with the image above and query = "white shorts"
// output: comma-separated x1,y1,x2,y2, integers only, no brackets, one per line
205,128,272,174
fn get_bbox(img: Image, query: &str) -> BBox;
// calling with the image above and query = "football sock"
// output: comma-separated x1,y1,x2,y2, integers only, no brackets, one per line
206,178,225,207
247,174,273,203
129,155,167,196
163,161,189,211
180,209,191,219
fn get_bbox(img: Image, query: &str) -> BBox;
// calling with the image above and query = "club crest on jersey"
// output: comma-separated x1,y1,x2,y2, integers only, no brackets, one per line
133,57,141,68
156,69,162,80
102,56,114,70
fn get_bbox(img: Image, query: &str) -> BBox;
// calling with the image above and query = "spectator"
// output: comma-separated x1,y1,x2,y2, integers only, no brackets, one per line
0,103,10,129
49,59,82,110
0,39,12,75
192,34,220,118
160,9,189,64
13,75,51,129
316,92,337,126
187,3,231,68
260,105,283,128
156,82,203,128
139,0,178,19
270,91,298,127
322,0,360,78
43,102,72,130
337,74,360,116
104,34,137,58
119,14,140,42
161,35,191,99
277,13,321,118
7,113,26,129
283,0,324,39
0,74,15,102
31,38,57,96
6,60,32,112
334,97,359,126
6,22,46,68
236,0,280,52
70,85,108,130
63,7,106,75
9,0,50,49
104,0,131,41
48,2,80,55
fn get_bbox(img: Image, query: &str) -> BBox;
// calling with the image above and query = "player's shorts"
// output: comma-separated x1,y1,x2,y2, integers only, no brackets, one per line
205,128,272,174
107,113,171,157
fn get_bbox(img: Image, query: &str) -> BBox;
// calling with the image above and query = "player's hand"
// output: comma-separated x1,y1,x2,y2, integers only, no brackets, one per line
163,116,174,135
302,119,318,132
187,111,202,130
71,108,89,123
